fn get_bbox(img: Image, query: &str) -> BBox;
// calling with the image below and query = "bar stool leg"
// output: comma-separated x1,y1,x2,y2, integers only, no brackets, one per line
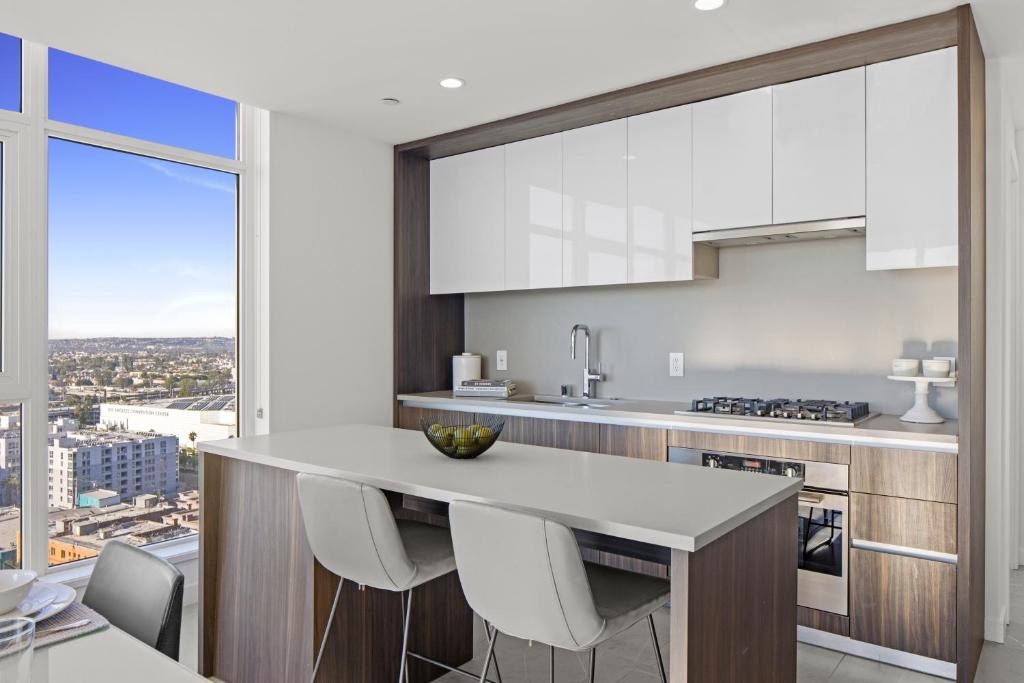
482,621,503,683
477,627,499,683
311,578,344,683
589,648,596,683
648,614,667,683
398,589,413,683
549,645,555,683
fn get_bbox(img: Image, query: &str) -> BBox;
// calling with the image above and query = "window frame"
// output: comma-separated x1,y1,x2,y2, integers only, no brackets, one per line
0,39,269,578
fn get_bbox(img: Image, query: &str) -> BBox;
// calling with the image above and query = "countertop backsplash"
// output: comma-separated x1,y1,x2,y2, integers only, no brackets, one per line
464,238,958,419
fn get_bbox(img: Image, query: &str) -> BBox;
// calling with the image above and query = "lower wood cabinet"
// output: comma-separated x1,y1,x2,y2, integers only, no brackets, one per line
587,425,668,577
850,548,956,662
597,424,667,461
396,406,464,431
498,415,600,451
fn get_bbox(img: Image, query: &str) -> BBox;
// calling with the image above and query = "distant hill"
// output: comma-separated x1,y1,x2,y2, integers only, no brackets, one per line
48,337,235,354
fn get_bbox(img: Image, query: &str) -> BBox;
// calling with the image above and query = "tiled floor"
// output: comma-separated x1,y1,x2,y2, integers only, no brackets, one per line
178,569,1024,681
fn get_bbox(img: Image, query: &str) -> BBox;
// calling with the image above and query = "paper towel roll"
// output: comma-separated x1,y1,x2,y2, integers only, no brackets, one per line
453,353,482,391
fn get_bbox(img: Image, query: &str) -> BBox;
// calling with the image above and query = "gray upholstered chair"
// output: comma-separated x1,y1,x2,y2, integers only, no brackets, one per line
82,541,184,660
296,474,501,683
449,500,669,683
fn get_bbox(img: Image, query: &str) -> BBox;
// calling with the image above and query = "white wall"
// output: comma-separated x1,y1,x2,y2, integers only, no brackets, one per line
984,57,1021,643
266,113,394,431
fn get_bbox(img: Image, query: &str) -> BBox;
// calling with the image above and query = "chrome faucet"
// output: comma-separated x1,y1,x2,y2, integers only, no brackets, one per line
569,324,603,399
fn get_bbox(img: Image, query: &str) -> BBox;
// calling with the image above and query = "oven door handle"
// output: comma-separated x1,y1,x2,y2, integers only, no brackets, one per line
798,492,826,505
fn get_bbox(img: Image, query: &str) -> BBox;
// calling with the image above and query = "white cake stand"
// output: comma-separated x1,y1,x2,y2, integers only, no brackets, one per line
888,375,956,423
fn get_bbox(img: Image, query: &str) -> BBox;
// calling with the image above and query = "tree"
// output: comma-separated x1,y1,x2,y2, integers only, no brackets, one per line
188,432,198,451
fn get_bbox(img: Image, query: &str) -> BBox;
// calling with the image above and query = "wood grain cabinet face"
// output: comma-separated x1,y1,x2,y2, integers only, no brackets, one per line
562,119,628,287
495,415,600,452
851,446,956,503
626,106,694,283
429,147,505,294
850,548,956,662
866,47,958,270
504,133,563,290
693,87,773,231
851,492,957,555
598,425,668,462
772,67,865,224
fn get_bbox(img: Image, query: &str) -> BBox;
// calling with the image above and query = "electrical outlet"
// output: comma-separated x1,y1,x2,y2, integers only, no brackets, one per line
496,350,508,372
669,353,685,377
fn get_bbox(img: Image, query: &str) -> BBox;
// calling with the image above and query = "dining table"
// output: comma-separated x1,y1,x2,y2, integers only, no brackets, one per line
28,625,204,682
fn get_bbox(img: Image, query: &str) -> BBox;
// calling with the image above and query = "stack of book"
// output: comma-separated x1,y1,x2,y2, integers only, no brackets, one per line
454,379,518,399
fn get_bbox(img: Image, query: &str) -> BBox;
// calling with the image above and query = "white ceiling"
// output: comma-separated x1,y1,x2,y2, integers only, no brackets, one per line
1,0,1021,144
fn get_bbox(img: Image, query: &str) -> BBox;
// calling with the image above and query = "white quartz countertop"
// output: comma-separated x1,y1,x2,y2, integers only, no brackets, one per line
199,424,802,552
398,392,959,454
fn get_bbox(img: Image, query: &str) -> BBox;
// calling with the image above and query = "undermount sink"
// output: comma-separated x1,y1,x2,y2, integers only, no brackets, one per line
507,395,615,409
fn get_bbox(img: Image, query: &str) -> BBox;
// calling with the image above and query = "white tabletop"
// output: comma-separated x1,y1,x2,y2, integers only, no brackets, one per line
30,626,204,682
200,424,802,552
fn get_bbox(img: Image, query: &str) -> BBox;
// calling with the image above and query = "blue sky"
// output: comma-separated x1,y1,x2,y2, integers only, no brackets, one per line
43,48,238,339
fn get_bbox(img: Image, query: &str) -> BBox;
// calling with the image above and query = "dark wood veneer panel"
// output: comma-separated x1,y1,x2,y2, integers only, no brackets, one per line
393,151,464,427
851,549,956,662
496,414,600,451
202,454,314,683
671,495,797,682
313,564,473,683
397,11,957,159
850,446,957,503
598,425,668,462
797,606,850,637
851,492,957,555
956,5,986,681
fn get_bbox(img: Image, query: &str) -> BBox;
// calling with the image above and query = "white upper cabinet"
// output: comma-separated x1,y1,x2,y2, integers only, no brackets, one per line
504,134,563,290
627,106,694,283
692,87,773,232
773,67,866,224
429,146,505,294
866,48,958,270
562,119,628,287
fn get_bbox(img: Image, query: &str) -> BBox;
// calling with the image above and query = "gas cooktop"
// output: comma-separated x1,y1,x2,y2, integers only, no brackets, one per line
677,397,875,426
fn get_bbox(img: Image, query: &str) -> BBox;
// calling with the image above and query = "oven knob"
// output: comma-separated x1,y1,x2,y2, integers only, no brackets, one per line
784,466,799,478
706,457,720,468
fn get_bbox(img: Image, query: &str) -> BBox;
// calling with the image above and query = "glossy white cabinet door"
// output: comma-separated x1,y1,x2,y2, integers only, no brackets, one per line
504,133,563,290
773,67,865,224
866,47,958,270
429,146,505,294
627,105,694,283
562,119,628,287
692,87,773,231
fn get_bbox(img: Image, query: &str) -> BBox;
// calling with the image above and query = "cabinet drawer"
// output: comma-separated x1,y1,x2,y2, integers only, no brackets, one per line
397,406,466,430
598,425,667,462
851,493,956,556
668,431,849,464
850,548,956,661
494,415,600,452
851,446,956,503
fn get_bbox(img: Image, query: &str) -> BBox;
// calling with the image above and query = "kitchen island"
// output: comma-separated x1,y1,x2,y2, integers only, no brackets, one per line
199,424,801,683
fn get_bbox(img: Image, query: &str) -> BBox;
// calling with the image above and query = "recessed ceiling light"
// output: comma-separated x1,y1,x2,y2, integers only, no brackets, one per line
380,97,401,106
694,0,726,10
439,77,465,89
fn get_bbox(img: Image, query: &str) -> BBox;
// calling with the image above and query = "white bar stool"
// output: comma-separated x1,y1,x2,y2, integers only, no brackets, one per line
296,474,502,683
449,500,669,683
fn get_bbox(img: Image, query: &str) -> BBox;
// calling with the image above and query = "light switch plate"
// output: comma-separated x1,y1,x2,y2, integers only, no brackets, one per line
669,353,685,377
496,350,508,371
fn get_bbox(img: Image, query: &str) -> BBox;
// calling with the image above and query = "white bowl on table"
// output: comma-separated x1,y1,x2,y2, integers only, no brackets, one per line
0,570,36,614
922,359,951,378
892,359,920,377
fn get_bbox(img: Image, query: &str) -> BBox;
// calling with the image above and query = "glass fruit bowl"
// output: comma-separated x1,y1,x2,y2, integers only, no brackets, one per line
420,415,505,459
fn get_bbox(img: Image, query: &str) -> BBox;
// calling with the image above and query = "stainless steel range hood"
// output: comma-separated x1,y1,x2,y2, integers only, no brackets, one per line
691,217,866,248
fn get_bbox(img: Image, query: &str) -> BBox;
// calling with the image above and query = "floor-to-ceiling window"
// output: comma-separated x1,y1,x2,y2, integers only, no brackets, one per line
0,34,259,573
